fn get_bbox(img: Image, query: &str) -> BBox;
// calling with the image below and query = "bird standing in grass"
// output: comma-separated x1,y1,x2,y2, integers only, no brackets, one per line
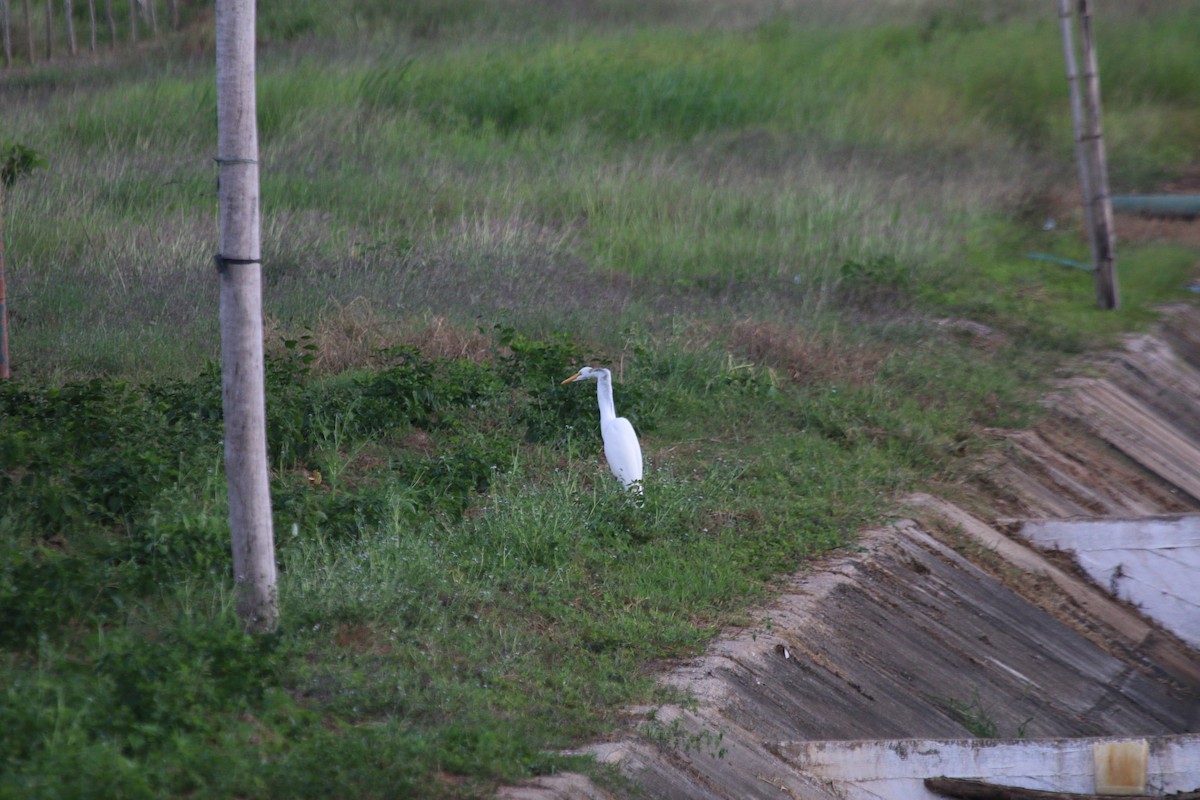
561,367,643,492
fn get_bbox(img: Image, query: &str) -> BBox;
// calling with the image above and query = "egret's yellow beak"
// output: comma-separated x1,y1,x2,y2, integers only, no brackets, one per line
561,372,582,385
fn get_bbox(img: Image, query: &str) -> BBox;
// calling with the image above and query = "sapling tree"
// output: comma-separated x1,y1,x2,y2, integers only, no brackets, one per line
64,0,76,56
23,0,33,63
104,0,114,47
2,0,12,68
0,142,47,379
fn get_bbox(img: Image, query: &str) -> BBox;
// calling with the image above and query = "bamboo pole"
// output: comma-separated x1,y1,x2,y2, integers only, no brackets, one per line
216,0,279,633
1057,0,1097,270
1077,0,1118,310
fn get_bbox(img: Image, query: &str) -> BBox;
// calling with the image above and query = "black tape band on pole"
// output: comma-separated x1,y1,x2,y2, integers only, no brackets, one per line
214,254,262,273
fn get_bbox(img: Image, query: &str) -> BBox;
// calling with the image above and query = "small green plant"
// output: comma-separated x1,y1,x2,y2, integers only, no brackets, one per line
1016,716,1034,739
837,255,913,308
641,711,728,760
0,143,47,189
945,690,1000,738
0,141,47,380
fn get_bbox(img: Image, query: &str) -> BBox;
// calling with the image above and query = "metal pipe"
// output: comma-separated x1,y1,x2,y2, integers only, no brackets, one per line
1111,195,1200,219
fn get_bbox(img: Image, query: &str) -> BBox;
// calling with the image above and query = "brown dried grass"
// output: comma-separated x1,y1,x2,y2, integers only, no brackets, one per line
729,319,888,386
264,297,393,374
401,316,493,363
266,300,495,375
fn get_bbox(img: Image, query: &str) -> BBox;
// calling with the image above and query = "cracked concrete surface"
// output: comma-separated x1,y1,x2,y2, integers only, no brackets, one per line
1020,516,1200,648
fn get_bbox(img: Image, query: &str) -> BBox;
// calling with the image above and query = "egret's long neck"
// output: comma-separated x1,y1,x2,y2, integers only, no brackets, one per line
595,373,617,422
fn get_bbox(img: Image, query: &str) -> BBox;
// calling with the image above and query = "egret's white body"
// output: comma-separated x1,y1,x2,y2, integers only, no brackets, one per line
561,367,643,491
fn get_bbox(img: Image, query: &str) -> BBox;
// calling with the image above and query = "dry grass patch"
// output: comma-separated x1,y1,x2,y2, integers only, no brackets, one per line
931,318,1012,354
265,301,496,374
263,300,393,375
402,316,494,363
729,319,887,386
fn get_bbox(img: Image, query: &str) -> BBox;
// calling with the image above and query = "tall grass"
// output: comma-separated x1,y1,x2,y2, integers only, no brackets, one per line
7,11,1199,378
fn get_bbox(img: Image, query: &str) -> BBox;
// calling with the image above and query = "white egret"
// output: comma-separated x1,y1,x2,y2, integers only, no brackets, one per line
561,367,643,491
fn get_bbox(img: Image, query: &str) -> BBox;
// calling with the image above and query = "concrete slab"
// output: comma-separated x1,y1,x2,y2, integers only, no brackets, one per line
778,735,1200,800
1019,516,1200,649
1058,328,1200,505
552,517,1200,800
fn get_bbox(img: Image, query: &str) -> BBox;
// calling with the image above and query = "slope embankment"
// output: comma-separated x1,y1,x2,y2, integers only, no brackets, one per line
504,305,1200,800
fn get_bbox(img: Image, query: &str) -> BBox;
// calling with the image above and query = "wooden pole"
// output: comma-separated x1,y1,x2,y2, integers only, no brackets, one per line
1077,0,1118,310
1057,0,1097,270
216,0,279,633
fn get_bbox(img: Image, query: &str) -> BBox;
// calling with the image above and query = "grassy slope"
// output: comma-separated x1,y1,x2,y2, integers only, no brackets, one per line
2,1,1199,798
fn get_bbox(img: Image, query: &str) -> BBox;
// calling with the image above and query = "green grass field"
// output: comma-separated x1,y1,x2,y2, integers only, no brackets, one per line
2,1,1199,797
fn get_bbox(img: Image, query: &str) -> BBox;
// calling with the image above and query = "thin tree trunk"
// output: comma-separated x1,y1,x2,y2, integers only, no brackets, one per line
22,0,31,63
166,0,174,29
1,0,10,69
86,0,94,51
145,0,155,35
43,0,50,59
2,0,12,68
63,0,75,55
1057,0,1097,268
126,0,134,41
216,0,278,633
103,0,112,46
0,189,9,379
1077,0,1118,310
